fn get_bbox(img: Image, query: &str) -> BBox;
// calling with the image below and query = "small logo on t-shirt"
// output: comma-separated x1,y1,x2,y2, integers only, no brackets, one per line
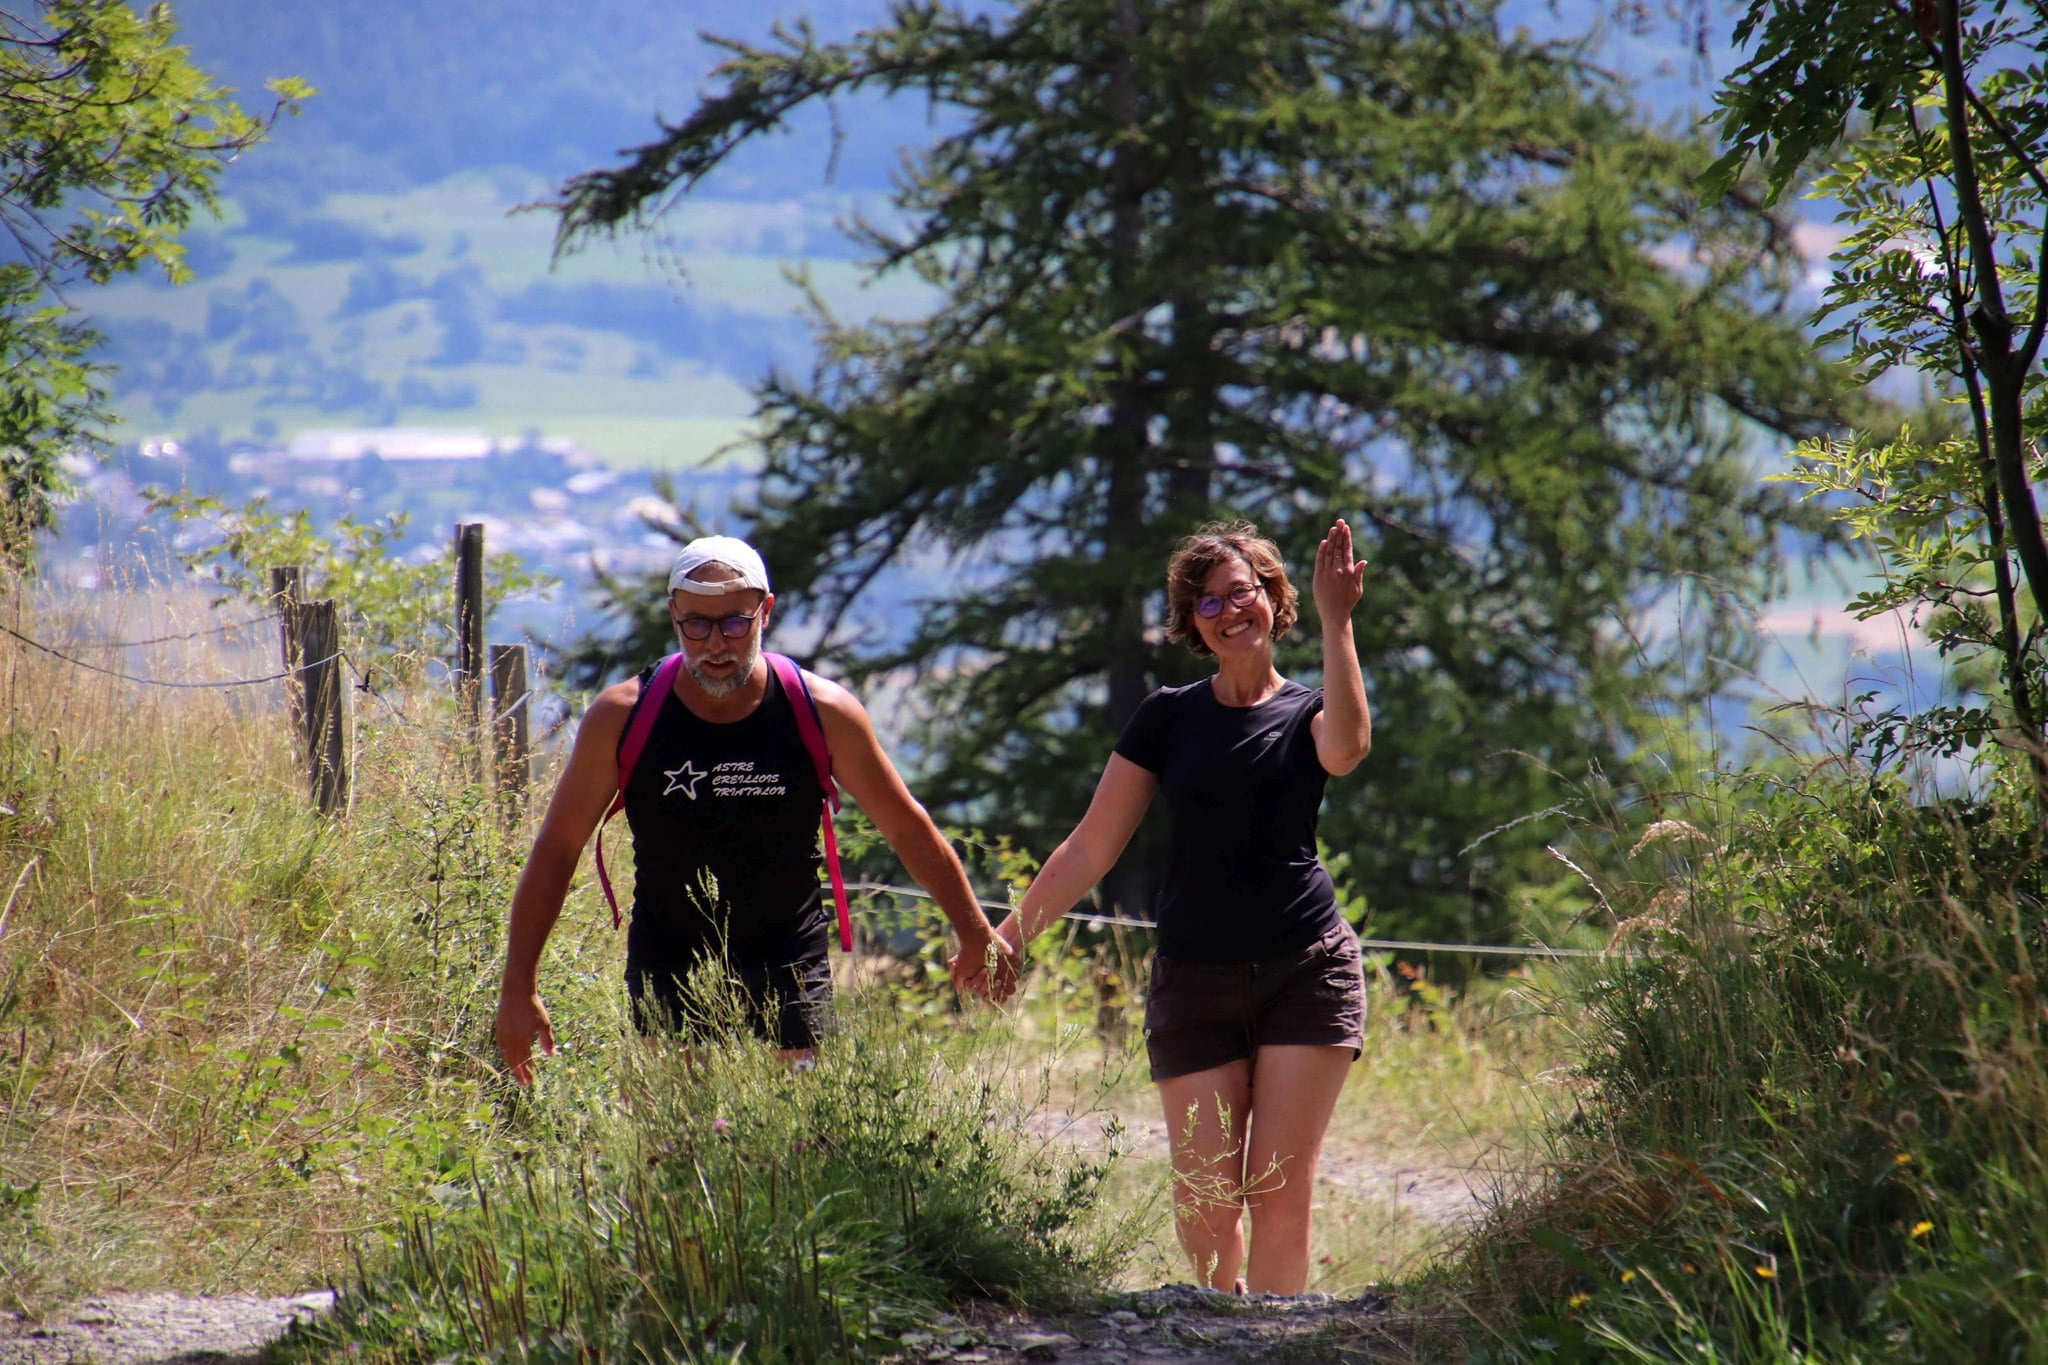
663,760,707,799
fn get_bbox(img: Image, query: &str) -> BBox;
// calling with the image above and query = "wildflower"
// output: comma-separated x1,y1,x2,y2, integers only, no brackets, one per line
1567,1292,1591,1309
1680,1263,1697,1275
1910,1221,1933,1240
1893,1152,1913,1167
711,1118,731,1135
1620,1269,1637,1284
1754,1265,1776,1279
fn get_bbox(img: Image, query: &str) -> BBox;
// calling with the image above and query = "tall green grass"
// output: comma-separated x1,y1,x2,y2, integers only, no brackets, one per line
279,966,1129,1363
1455,753,2048,1360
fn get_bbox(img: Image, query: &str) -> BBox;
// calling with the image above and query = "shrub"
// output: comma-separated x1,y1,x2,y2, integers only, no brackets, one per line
1460,754,2048,1360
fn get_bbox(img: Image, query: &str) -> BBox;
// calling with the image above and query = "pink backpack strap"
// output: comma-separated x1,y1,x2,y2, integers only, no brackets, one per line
595,654,686,930
766,651,853,953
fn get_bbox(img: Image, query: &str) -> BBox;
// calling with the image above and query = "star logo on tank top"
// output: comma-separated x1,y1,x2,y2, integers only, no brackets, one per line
663,760,707,798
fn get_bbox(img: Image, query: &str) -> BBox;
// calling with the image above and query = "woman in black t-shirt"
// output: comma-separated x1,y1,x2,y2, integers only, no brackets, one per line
977,519,1371,1296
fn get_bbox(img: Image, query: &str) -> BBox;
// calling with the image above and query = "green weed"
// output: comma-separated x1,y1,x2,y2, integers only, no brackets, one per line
285,965,1128,1363
1456,753,2048,1361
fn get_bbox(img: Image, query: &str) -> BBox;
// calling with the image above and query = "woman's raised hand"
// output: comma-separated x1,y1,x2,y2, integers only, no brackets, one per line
1313,517,1366,623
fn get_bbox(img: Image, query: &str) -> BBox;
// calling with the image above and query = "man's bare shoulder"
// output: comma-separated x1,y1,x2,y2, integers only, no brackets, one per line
796,668,866,722
595,676,645,709
578,676,647,747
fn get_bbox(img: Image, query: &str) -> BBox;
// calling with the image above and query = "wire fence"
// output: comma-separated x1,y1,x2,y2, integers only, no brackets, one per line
844,881,1622,960
1,555,538,819
0,619,338,689
2,600,1627,963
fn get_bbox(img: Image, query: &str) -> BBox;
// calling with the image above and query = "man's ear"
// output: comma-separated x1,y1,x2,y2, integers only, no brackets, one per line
759,592,775,631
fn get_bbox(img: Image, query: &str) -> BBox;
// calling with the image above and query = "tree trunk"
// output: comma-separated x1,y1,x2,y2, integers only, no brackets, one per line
1937,0,2048,626
1100,0,1155,921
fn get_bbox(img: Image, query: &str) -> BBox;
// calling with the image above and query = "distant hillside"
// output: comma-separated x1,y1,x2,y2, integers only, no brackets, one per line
169,0,920,198
83,0,944,465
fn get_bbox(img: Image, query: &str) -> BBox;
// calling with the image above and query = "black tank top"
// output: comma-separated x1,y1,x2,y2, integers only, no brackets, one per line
619,661,829,970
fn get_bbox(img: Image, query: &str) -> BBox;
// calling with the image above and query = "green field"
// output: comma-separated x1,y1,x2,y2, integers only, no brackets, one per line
89,170,930,472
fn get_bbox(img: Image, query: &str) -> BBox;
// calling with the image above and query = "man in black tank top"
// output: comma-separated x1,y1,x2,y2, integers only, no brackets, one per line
495,536,1015,1077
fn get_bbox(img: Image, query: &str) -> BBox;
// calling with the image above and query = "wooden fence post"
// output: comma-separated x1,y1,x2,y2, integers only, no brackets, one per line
297,598,348,816
454,522,486,775
270,565,304,735
489,642,530,822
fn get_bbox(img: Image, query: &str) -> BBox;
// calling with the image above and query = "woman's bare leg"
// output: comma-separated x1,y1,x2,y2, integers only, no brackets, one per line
1157,1060,1254,1290
1241,1044,1353,1294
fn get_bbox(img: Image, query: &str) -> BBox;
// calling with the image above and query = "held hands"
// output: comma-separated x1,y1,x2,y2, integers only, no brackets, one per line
1313,517,1367,624
948,916,1022,1004
495,988,555,1086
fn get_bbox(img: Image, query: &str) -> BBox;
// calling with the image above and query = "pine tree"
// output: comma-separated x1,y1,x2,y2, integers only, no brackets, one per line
556,0,1853,939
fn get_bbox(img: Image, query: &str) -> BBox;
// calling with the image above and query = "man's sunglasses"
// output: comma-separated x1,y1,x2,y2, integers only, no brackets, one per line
1194,583,1264,619
675,610,760,641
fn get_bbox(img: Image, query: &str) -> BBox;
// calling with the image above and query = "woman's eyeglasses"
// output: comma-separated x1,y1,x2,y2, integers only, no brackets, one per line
675,610,760,641
1193,582,1264,619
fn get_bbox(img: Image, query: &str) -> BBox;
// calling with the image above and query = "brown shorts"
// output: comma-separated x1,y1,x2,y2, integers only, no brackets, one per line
1143,923,1367,1081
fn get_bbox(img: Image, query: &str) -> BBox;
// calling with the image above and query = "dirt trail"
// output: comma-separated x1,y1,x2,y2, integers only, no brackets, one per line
1022,1104,1500,1229
1,1285,1413,1364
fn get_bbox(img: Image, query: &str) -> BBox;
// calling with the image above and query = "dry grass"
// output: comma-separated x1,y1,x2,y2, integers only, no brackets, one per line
0,581,602,1309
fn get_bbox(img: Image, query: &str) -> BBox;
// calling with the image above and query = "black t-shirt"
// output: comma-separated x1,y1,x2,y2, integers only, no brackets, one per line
620,663,829,971
1113,678,1342,962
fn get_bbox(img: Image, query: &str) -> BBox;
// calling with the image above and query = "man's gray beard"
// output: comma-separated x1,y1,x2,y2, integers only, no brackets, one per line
690,638,760,697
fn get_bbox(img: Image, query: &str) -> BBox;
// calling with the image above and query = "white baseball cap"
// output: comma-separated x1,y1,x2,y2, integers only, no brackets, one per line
667,535,771,596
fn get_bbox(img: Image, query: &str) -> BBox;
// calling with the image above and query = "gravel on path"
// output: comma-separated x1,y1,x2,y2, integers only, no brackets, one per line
0,1291,334,1365
894,1283,1402,1362
0,1283,1415,1363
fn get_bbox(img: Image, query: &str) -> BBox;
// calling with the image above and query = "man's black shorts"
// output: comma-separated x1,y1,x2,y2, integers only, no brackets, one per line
626,954,834,1051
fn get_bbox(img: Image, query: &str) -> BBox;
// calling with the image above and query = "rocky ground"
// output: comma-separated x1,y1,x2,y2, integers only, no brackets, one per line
0,1292,334,1365
0,1284,1415,1365
891,1284,1411,1362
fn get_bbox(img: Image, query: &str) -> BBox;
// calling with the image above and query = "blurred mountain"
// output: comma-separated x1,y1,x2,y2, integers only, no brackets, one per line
85,1,949,465
171,0,904,197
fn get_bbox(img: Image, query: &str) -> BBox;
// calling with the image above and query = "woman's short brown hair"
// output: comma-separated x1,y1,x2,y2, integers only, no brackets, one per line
1163,521,1299,656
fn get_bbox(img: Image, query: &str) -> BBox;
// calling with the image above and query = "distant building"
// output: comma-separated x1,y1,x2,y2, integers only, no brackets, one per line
220,426,595,491
286,427,494,463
